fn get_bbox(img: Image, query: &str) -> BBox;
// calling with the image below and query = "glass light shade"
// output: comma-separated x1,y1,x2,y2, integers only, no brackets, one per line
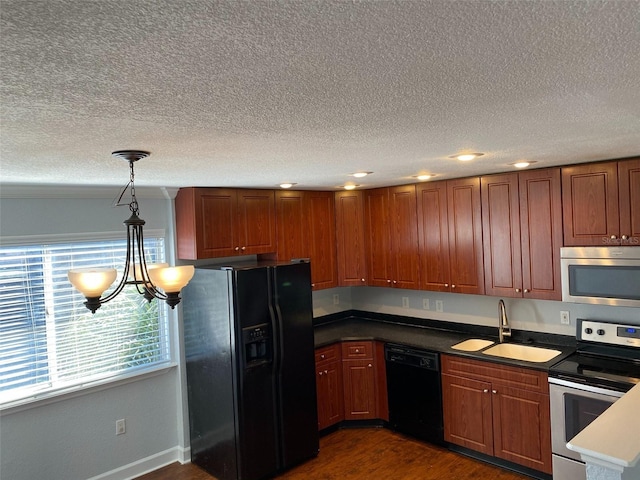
68,268,117,298
147,265,195,293
130,262,169,285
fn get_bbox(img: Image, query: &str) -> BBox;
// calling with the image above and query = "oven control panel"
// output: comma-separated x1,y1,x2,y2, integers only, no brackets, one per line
579,319,640,348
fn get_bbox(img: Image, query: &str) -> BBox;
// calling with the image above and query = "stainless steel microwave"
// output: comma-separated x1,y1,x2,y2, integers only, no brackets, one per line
561,247,640,307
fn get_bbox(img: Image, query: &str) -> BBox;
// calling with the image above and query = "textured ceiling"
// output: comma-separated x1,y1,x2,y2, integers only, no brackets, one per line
1,0,639,191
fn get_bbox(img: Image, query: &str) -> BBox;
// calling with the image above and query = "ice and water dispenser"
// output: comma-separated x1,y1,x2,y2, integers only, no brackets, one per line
242,323,272,368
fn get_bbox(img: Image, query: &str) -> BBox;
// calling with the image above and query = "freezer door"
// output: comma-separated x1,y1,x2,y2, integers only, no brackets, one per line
272,262,320,470
233,268,279,480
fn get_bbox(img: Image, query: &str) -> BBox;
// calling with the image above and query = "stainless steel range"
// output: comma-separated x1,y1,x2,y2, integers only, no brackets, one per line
548,319,640,480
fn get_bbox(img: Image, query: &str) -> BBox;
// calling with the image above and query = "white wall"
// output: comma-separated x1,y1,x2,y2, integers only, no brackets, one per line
0,192,189,480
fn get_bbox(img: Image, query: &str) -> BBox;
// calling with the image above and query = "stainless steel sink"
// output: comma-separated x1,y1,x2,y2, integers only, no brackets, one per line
481,343,562,363
451,339,495,352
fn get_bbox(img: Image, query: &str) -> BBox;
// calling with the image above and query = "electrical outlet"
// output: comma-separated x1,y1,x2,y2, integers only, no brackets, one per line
402,297,409,309
116,419,126,435
333,294,339,305
436,300,444,312
423,299,430,310
560,311,570,325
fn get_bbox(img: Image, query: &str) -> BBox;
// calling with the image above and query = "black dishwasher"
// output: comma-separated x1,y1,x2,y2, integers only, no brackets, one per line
385,343,444,445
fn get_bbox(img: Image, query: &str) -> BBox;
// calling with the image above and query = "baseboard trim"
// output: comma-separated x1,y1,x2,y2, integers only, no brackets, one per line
88,445,191,480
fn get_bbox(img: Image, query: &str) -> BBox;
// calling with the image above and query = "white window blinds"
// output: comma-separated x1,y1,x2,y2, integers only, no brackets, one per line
0,236,170,406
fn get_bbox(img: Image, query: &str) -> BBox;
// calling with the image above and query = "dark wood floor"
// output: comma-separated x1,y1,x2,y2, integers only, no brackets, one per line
137,428,531,480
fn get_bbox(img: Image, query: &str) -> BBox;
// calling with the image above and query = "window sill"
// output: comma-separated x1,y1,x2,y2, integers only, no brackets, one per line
0,362,178,416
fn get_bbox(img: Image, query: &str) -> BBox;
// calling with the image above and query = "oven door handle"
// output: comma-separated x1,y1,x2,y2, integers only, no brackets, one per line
549,376,626,397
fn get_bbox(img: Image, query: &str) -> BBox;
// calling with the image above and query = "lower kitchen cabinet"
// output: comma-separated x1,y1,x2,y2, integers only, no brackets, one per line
315,341,388,430
441,354,552,475
315,344,344,430
342,341,377,420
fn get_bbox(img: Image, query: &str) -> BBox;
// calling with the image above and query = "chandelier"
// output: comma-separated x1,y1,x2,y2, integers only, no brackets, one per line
68,150,194,313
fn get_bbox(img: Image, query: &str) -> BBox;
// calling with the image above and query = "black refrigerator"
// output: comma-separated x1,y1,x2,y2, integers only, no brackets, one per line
182,261,319,480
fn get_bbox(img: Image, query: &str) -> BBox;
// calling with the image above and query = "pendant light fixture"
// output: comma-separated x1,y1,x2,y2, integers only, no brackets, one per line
68,150,194,313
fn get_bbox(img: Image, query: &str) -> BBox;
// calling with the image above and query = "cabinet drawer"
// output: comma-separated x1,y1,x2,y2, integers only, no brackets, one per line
341,341,374,359
442,354,548,394
315,343,341,366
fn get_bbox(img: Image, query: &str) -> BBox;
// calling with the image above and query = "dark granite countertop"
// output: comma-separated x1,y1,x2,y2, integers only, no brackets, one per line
313,311,576,371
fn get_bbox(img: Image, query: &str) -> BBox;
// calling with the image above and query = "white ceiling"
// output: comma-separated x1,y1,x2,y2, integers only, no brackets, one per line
2,0,639,191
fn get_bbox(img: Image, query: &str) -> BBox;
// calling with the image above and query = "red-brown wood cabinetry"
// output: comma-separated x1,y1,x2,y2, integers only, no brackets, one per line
274,190,337,289
175,187,276,259
364,185,420,289
562,158,640,246
441,355,552,474
315,343,344,430
334,190,368,286
341,341,388,421
481,168,562,299
417,178,484,294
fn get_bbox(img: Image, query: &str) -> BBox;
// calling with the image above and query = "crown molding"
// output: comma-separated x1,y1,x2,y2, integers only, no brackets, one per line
0,184,179,200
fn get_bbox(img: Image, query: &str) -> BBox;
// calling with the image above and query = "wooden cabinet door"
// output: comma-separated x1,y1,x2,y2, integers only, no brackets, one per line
389,185,420,289
334,190,368,286
175,187,239,259
482,173,523,297
342,359,377,420
491,385,552,474
364,188,392,287
307,191,338,290
618,158,640,244
562,162,619,246
236,189,276,254
519,168,563,300
275,190,308,262
441,373,493,455
316,362,344,430
447,178,485,294
417,181,451,292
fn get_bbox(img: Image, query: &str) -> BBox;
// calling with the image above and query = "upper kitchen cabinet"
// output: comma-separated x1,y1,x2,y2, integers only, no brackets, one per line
274,190,337,290
562,158,640,246
364,185,420,289
417,178,484,294
334,190,368,286
306,191,338,289
481,168,562,300
175,187,276,259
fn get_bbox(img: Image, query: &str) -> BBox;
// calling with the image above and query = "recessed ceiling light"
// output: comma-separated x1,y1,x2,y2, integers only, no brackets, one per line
343,183,358,190
511,161,536,169
450,153,485,162
414,174,435,181
279,183,296,189
351,171,373,178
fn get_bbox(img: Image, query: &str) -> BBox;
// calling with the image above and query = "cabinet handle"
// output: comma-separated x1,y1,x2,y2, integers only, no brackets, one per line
319,371,323,376
355,349,360,353
320,354,325,359
524,289,530,293
368,364,373,368
241,246,246,251
361,278,366,282
483,389,489,393
387,279,392,283
611,235,618,239
393,280,397,284
622,235,629,240
444,283,449,287
492,390,497,394
515,288,521,293
234,246,240,251
324,370,328,374
451,284,456,289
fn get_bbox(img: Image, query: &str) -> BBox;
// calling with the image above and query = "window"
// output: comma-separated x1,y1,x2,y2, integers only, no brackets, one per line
0,236,171,407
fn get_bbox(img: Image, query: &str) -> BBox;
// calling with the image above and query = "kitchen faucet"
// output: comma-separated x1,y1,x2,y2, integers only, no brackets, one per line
498,299,511,343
